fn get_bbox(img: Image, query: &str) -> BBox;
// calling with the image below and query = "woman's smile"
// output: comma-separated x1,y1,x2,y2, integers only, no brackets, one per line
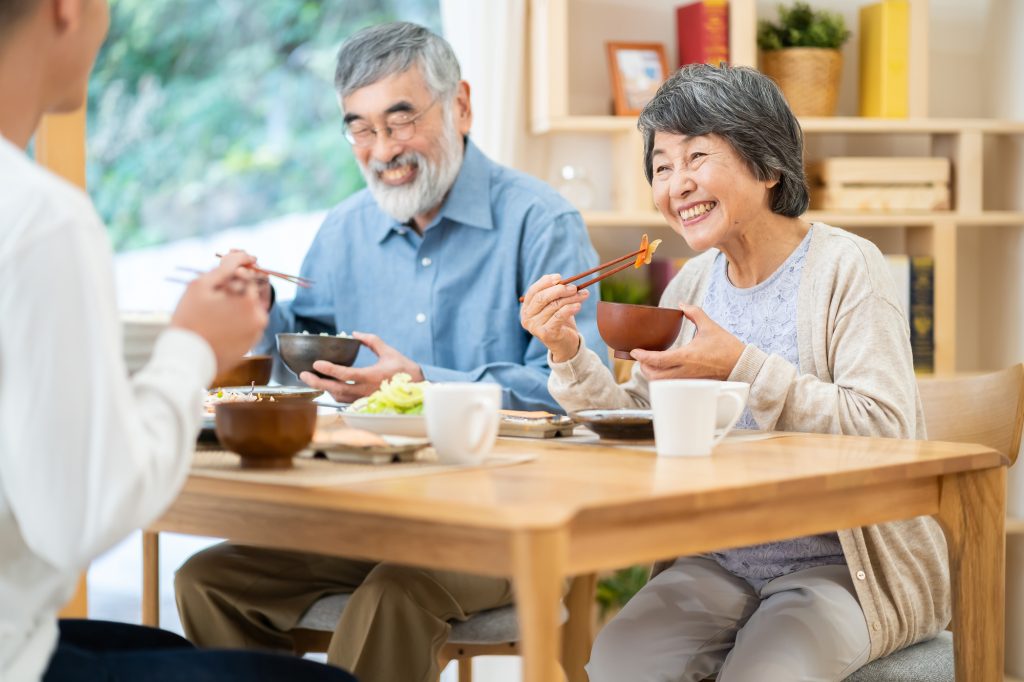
677,200,717,225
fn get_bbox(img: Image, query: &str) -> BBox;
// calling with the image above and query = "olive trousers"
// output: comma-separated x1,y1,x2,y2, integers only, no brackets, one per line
174,542,514,682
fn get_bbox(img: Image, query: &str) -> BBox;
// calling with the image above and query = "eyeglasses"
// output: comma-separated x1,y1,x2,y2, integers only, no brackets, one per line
343,99,438,148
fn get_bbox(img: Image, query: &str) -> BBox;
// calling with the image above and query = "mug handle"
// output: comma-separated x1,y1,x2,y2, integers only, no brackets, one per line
711,392,745,448
467,399,498,456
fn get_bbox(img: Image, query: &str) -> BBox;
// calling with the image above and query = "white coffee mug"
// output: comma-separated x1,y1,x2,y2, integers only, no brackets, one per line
650,379,746,457
423,383,502,465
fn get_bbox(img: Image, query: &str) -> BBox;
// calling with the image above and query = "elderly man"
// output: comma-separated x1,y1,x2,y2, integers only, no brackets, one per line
175,21,606,682
253,20,604,410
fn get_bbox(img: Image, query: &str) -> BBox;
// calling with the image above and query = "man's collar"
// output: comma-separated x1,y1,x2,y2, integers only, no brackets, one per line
375,137,493,243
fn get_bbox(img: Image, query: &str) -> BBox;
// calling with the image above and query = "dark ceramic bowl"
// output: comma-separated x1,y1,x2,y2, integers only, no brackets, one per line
209,354,273,390
214,400,317,468
277,333,362,379
570,409,654,440
597,301,684,360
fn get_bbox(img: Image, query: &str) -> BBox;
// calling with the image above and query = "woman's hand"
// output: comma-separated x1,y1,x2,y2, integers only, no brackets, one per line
520,273,590,363
631,305,745,381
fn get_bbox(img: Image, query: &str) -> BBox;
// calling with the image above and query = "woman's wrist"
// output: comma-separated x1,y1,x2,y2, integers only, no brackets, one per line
549,333,582,364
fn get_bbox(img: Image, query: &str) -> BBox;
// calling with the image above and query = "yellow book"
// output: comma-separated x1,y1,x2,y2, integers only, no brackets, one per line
859,0,909,118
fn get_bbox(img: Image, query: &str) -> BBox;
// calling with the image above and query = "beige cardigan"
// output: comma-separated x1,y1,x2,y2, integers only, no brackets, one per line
549,223,949,662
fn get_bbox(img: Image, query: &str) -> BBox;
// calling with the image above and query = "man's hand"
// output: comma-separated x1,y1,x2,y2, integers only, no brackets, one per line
170,251,268,375
630,305,745,381
298,332,424,403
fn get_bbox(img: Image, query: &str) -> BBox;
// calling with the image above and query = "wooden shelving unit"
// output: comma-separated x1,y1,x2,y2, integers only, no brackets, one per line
526,0,1024,375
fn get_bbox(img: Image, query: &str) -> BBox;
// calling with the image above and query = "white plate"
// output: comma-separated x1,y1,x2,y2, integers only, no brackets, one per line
340,411,427,438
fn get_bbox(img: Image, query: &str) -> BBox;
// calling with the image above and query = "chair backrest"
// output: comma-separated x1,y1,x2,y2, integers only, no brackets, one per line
917,364,1024,466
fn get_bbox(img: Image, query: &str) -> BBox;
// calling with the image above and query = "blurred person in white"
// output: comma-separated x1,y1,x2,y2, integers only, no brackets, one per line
0,1,358,681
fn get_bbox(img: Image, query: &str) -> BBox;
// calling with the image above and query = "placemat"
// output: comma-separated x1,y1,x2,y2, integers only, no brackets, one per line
558,428,795,452
191,448,535,488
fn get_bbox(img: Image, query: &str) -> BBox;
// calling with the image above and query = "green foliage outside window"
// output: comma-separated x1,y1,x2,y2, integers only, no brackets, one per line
756,2,851,51
87,0,439,251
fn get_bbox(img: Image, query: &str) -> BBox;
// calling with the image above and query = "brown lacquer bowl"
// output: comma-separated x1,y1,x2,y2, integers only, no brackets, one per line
597,301,684,360
277,333,362,379
214,400,317,468
209,354,273,390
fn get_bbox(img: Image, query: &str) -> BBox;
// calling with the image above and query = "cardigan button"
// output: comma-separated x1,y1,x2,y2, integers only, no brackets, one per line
856,570,866,580
872,622,882,631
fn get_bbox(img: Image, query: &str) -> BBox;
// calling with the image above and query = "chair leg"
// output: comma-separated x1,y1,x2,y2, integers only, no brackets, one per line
561,573,597,682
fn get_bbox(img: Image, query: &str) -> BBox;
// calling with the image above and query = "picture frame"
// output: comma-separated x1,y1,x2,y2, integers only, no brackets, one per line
606,42,670,116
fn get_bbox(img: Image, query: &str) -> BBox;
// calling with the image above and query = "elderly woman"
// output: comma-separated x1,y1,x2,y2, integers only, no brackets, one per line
520,64,947,682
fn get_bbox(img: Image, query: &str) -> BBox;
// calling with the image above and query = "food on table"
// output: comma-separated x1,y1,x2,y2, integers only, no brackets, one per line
349,373,429,415
204,384,275,414
299,330,354,338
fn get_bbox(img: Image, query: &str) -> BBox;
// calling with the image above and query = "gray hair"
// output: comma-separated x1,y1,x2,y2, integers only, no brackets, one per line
637,63,809,217
334,22,461,104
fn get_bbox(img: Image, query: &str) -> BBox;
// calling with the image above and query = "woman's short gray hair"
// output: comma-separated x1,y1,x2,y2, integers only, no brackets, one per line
334,22,461,103
637,63,809,217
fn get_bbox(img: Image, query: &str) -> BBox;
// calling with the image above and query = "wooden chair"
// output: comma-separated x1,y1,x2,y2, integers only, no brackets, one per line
844,364,1024,681
290,573,597,682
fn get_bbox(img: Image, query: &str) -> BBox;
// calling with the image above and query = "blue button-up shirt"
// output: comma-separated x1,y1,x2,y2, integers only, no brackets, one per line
258,139,607,411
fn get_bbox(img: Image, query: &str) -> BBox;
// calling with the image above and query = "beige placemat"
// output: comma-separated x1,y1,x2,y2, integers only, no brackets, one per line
191,449,535,488
559,428,794,452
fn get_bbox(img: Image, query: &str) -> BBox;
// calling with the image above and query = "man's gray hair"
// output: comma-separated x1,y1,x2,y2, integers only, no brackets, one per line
334,22,461,103
637,63,809,217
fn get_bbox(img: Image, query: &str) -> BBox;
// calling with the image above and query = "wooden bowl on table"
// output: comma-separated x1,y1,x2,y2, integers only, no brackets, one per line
597,301,684,360
213,401,317,469
209,354,273,389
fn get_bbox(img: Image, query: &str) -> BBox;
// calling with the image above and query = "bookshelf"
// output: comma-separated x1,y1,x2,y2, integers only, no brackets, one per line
525,0,1024,375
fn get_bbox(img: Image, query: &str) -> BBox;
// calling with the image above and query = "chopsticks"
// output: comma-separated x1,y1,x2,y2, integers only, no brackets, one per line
213,253,314,288
516,245,643,301
518,233,660,302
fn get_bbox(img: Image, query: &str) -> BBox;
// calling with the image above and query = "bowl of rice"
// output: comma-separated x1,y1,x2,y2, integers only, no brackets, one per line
277,331,362,379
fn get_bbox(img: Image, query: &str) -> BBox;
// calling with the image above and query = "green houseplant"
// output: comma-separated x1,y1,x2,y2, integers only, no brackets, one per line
757,2,851,116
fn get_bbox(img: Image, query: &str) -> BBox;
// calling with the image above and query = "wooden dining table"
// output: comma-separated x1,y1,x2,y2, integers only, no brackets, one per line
145,432,1007,682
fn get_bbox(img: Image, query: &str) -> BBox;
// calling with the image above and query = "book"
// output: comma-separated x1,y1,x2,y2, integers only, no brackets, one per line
910,256,934,373
859,0,909,118
676,1,729,68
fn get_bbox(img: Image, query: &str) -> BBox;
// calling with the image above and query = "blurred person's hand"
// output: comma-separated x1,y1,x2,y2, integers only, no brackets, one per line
519,273,588,363
218,248,273,310
299,333,422,403
171,251,268,374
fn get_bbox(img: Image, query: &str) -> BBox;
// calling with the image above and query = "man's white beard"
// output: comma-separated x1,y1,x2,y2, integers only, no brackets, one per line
361,120,464,224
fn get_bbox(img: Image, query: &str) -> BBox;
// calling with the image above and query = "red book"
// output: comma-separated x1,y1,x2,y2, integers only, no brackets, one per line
676,1,729,68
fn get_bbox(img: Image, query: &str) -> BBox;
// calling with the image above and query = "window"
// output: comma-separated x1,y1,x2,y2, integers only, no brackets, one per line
88,0,440,310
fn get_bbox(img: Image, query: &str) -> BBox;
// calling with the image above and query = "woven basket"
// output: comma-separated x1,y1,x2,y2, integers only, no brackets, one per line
760,47,842,117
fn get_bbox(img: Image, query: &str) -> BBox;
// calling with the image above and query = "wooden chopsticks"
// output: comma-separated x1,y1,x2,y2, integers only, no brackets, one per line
516,245,643,301
213,253,314,288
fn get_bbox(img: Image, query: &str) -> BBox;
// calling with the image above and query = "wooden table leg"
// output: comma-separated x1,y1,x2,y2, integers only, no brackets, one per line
142,531,160,627
512,528,567,682
936,466,1006,681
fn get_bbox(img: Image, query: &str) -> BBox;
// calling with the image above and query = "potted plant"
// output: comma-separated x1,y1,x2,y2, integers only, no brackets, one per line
757,2,851,117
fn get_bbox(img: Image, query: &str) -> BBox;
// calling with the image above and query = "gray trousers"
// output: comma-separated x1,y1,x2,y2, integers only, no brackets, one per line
587,557,871,682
